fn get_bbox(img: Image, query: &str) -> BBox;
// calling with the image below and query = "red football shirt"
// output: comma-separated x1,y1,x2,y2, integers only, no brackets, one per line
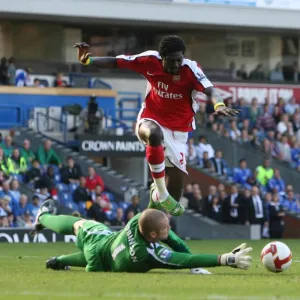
116,51,213,132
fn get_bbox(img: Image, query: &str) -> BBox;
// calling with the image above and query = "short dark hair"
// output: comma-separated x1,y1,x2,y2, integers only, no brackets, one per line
158,35,186,58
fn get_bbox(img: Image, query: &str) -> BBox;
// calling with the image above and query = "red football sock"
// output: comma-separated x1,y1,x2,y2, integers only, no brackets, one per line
146,145,169,201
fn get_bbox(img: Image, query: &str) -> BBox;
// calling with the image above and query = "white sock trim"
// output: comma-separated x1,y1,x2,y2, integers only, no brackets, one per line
149,162,165,173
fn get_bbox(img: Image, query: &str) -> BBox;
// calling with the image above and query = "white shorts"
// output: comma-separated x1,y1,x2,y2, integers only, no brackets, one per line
136,118,188,174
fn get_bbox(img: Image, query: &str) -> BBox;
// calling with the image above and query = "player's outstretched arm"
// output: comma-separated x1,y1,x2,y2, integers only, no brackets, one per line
204,86,241,117
147,243,252,271
74,42,117,68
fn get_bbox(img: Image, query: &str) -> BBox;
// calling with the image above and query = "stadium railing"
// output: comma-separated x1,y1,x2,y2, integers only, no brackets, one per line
36,112,68,144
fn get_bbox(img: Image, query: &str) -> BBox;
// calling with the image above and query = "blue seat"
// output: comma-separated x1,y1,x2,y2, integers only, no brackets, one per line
105,211,114,221
69,183,79,192
118,201,129,211
27,182,35,190
57,183,69,192
59,192,73,206
110,202,118,212
103,192,115,202
77,202,87,216
54,174,61,184
49,164,60,175
12,174,24,183
66,201,79,212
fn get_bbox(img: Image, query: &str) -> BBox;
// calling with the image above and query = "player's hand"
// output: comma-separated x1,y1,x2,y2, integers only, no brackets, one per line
73,42,92,64
213,105,241,117
220,243,252,270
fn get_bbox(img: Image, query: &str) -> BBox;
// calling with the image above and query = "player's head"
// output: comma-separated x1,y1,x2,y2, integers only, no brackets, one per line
138,209,170,242
159,35,186,75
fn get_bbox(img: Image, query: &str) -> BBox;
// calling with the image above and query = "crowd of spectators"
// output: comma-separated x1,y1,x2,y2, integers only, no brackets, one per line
0,133,141,228
198,96,300,171
0,56,68,87
187,89,300,238
185,131,300,238
182,181,291,238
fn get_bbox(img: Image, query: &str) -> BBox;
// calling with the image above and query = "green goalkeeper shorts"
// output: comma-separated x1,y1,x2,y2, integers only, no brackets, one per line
76,220,113,251
76,220,113,272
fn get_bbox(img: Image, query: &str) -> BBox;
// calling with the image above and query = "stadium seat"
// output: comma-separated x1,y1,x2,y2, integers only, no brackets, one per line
105,211,114,221
57,183,69,192
27,182,35,190
77,202,87,216
49,164,60,175
12,174,24,183
54,174,61,184
69,183,79,192
103,192,115,202
66,201,79,212
108,202,117,211
39,79,49,87
59,192,73,206
118,201,129,211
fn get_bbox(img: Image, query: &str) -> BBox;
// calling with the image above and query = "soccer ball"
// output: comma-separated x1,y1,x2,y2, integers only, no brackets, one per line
261,241,292,273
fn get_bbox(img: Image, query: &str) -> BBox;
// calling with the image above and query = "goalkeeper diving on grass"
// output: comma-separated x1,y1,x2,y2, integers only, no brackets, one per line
31,200,252,274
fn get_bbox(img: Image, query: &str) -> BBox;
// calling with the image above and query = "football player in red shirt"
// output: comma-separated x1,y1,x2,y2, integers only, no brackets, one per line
74,36,239,217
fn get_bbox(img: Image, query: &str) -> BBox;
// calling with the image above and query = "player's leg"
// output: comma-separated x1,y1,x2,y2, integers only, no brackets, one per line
138,120,184,216
37,213,82,235
46,252,87,270
164,169,212,275
165,166,185,201
31,199,82,236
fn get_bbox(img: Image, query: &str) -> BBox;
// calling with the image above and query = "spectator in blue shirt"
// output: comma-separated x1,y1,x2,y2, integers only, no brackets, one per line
281,190,297,212
233,159,252,190
13,194,31,217
234,98,250,123
7,213,15,227
28,195,41,220
0,181,17,209
291,145,300,169
267,169,286,195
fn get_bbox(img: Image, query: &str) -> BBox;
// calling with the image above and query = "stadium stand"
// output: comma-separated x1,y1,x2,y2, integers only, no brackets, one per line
0,130,146,228
185,99,300,238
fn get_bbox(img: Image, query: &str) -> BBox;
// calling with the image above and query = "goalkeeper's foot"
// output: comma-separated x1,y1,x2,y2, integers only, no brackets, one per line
46,257,70,271
190,268,212,275
30,199,57,237
148,183,185,216
160,195,185,216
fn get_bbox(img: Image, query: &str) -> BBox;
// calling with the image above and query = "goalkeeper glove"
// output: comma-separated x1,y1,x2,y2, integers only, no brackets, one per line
220,243,252,270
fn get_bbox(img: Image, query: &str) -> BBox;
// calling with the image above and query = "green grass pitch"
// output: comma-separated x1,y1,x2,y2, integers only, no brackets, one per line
0,239,299,300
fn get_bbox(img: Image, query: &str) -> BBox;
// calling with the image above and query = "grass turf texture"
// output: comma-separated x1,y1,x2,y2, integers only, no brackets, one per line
0,239,299,300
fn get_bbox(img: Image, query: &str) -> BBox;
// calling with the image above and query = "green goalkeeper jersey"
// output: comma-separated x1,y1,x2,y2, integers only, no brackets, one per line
77,213,218,272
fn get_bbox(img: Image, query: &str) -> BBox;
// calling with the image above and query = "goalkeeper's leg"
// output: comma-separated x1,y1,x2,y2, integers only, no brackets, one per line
31,199,82,236
47,252,87,270
38,213,82,235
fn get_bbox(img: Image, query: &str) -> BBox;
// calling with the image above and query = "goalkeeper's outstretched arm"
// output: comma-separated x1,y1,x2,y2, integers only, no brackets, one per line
147,243,252,271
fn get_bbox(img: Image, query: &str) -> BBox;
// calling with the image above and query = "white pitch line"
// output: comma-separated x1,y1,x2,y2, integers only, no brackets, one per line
0,291,298,300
